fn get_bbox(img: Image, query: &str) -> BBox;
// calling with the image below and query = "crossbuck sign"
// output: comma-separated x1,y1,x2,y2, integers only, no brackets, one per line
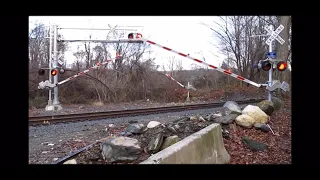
265,25,285,45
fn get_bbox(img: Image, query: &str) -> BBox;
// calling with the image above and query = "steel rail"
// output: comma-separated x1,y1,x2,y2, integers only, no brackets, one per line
29,99,263,126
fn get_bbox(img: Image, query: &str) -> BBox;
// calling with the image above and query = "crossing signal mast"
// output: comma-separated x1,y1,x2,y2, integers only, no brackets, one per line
37,24,143,111
253,24,290,100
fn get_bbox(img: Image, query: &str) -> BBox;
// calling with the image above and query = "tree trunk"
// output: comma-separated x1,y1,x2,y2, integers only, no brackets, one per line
276,16,291,83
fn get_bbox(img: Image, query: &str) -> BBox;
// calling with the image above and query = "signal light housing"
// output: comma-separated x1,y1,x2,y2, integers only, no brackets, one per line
38,69,45,76
258,60,272,71
128,33,134,39
277,61,287,71
128,33,143,39
51,69,58,76
136,33,142,38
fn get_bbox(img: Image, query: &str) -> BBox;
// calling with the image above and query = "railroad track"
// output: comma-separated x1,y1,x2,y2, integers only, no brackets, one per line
29,99,263,126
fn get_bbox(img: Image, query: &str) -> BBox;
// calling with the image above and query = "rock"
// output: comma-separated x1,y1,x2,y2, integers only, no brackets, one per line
147,121,161,128
254,123,270,132
147,133,164,153
223,101,242,115
222,128,230,139
222,132,230,139
205,113,222,121
258,100,275,116
100,136,141,163
129,120,138,124
167,126,177,133
235,114,256,128
271,97,284,111
242,105,269,124
190,116,197,121
253,123,264,128
184,125,192,133
125,123,146,134
160,135,180,150
53,158,59,161
119,131,133,136
108,124,115,128
242,136,267,151
79,106,84,109
174,124,180,129
259,125,271,132
199,116,206,122
213,113,238,124
63,159,77,164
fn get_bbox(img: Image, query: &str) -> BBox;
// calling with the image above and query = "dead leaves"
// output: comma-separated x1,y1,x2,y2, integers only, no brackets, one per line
224,99,291,164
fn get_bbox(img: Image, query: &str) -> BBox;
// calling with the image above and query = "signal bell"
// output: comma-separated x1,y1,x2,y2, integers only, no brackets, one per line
277,61,287,71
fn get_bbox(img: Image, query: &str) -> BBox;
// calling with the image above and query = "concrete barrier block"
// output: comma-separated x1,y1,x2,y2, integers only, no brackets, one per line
140,123,230,164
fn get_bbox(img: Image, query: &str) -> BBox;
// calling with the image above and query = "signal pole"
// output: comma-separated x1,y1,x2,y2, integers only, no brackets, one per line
53,24,61,107
48,25,53,105
41,24,143,111
267,25,274,101
45,24,62,111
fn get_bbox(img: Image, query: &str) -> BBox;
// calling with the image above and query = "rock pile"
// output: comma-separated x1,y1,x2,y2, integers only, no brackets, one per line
70,97,284,164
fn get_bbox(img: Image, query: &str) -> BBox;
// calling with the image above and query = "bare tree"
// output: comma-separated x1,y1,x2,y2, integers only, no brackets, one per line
202,16,275,88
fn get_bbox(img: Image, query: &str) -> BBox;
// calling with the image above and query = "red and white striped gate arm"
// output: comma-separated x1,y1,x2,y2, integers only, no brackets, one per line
165,73,185,88
57,59,112,86
140,38,261,88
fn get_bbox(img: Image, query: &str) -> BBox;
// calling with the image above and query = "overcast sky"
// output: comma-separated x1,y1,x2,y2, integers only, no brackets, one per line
29,16,226,70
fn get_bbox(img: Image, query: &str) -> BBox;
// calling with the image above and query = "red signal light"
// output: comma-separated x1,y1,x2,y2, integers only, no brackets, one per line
136,33,142,38
277,61,287,71
51,69,58,76
128,33,133,39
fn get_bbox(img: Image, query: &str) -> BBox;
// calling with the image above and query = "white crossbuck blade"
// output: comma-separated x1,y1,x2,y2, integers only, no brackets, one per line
265,25,285,45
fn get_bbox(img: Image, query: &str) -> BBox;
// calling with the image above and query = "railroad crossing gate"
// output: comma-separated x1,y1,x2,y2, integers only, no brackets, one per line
38,24,289,98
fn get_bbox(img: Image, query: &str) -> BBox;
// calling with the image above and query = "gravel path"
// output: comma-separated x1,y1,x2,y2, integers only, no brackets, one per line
29,104,254,164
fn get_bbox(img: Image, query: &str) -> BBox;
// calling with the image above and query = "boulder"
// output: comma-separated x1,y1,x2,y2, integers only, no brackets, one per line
125,123,146,134
254,123,270,132
147,121,161,129
242,136,267,151
160,135,180,150
213,113,239,124
271,97,285,111
205,113,222,121
223,101,242,115
147,133,164,153
100,136,142,163
258,100,275,116
242,105,269,124
235,114,256,128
